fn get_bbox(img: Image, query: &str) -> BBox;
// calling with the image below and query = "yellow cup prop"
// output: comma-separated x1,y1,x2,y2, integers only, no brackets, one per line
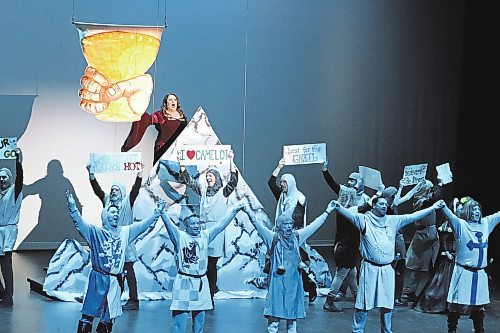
75,22,164,122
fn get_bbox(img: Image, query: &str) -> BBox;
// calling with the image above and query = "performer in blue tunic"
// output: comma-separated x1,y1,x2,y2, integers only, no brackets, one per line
244,200,337,333
159,202,245,333
86,162,144,310
441,198,500,333
66,190,165,333
0,148,22,308
334,196,444,333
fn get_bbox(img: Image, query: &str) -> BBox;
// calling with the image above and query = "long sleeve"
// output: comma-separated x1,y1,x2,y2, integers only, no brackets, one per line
160,211,181,251
121,112,153,152
180,169,202,195
222,170,238,197
128,211,160,242
297,212,330,245
90,178,106,206
267,175,282,201
487,211,500,234
397,205,438,230
69,209,92,242
14,160,23,200
129,175,142,207
322,170,341,195
337,205,365,232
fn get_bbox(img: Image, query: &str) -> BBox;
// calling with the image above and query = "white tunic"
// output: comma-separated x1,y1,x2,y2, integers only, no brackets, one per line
447,212,500,305
200,187,227,257
0,185,22,255
171,230,212,311
349,211,416,310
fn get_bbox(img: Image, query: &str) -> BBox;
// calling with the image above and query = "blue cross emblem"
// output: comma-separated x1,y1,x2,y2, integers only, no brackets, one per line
466,231,488,305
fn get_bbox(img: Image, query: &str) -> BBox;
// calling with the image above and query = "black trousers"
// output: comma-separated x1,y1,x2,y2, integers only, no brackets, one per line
0,251,13,299
394,259,406,299
301,269,317,293
123,261,138,301
207,256,219,303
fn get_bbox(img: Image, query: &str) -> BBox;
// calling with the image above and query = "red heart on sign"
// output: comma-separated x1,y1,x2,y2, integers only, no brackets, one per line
187,150,196,160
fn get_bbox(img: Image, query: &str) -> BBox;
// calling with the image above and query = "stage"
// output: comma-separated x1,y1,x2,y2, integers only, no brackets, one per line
1,250,499,332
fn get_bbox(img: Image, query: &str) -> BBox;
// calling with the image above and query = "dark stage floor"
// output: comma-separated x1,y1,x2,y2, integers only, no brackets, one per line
2,250,500,333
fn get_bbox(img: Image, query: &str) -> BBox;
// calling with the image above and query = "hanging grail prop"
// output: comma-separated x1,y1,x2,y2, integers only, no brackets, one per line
74,22,164,122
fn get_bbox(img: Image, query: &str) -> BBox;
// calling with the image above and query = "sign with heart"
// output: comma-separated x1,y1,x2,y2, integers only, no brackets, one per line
177,144,231,166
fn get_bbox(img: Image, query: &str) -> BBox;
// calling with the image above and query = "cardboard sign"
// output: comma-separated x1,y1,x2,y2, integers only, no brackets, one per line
358,166,382,190
0,137,19,160
89,152,142,173
436,162,453,185
401,163,428,186
178,145,231,166
283,143,326,165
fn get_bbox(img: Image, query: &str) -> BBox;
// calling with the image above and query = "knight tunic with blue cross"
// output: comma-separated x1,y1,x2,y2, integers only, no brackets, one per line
447,212,500,306
70,209,131,320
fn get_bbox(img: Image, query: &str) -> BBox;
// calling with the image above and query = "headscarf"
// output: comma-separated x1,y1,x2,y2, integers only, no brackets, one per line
274,207,296,249
205,169,223,197
0,166,21,228
413,180,433,210
348,172,363,193
101,181,130,227
275,173,305,225
0,167,13,190
110,181,126,201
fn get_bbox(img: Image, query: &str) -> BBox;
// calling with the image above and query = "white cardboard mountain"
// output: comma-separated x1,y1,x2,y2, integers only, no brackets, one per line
43,107,332,301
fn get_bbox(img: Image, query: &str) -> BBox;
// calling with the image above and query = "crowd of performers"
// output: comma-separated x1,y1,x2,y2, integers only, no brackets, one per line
1,93,500,333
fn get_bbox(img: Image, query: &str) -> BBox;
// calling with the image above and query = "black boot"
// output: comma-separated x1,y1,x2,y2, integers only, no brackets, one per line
470,309,485,333
96,321,113,333
447,311,460,333
77,319,92,333
323,295,342,312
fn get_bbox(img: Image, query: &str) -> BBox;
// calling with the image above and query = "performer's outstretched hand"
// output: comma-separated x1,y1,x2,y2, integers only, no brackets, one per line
66,190,77,212
322,157,329,172
79,66,153,116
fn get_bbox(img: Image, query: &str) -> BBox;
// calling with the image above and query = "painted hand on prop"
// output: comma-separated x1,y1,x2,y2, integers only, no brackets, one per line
79,66,153,116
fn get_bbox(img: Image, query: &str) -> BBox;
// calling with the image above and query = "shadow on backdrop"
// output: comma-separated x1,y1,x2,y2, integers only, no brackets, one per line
19,159,85,249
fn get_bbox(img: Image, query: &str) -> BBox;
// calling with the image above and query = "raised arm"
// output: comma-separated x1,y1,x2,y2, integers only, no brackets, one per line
179,165,202,195
128,199,165,241
243,207,274,246
268,158,285,200
398,199,445,229
121,112,154,152
66,190,91,241
486,211,500,234
321,157,341,195
297,200,337,244
223,151,238,197
129,162,144,207
159,208,181,250
208,202,245,243
87,162,105,205
395,179,424,206
336,202,365,231
14,149,23,200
